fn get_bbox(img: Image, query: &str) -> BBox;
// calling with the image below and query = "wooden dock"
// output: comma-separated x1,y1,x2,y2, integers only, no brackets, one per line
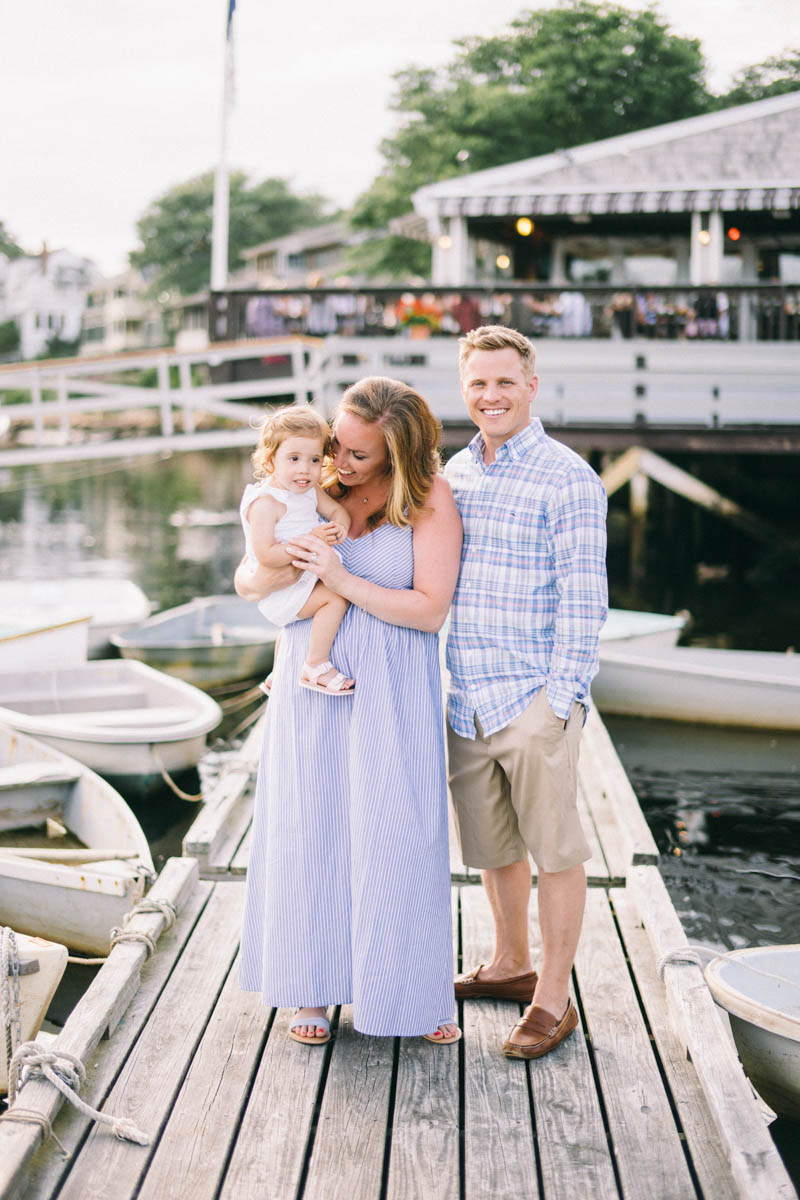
0,712,795,1199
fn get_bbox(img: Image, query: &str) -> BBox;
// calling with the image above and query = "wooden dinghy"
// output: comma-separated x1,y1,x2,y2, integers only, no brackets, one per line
0,724,155,955
1,928,69,1093
112,594,278,690
705,945,800,1120
0,660,222,783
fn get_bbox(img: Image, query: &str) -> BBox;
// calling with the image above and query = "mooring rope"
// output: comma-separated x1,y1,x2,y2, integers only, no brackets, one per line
1,927,22,1082
657,945,800,993
5,1044,149,1146
153,749,204,801
66,898,177,966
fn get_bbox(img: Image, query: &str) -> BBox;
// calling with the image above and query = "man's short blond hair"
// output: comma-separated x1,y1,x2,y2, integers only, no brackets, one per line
459,325,536,380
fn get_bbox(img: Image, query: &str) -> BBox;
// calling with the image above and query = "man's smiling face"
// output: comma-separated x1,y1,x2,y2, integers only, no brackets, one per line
461,345,538,453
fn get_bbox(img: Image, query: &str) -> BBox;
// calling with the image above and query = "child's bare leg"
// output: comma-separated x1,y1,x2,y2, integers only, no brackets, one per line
297,584,353,691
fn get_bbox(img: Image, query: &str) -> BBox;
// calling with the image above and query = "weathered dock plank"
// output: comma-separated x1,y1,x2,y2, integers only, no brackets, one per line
460,885,540,1199
22,876,215,1200
53,883,246,1200
301,1008,395,1200
136,953,270,1200
385,892,460,1200
575,888,696,1199
0,857,199,1200
219,1006,331,1200
628,864,796,1199
612,888,741,1200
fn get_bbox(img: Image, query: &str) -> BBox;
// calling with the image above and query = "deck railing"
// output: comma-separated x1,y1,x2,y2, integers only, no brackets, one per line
209,283,800,344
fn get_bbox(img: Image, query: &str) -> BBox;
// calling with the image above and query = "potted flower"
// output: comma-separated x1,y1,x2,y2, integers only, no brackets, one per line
396,295,442,338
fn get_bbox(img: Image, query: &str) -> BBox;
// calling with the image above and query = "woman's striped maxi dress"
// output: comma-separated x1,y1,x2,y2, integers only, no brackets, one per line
238,523,455,1036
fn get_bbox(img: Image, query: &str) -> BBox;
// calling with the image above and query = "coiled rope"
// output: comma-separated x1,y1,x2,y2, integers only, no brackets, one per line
2,1044,148,1146
0,897,178,1148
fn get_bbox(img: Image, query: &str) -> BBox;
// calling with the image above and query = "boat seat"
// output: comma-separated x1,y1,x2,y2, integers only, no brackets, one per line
41,706,202,730
0,688,150,715
0,763,81,789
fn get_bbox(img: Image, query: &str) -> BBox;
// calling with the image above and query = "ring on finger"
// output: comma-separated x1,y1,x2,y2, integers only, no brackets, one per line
311,552,318,563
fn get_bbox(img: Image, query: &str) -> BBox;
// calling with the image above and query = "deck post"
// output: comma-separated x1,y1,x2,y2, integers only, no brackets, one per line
157,358,174,438
629,469,649,602
57,373,69,441
178,360,195,433
31,367,44,443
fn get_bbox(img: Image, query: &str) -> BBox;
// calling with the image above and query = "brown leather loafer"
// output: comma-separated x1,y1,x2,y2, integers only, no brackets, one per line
502,1000,578,1059
454,964,539,1003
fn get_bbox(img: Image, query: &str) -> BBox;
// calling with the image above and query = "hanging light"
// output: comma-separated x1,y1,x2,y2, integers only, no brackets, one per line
515,217,534,236
698,230,711,246
437,235,453,250
727,227,741,242
496,254,511,270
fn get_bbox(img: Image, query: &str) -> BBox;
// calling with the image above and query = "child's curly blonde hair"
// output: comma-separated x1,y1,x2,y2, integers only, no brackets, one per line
252,405,332,480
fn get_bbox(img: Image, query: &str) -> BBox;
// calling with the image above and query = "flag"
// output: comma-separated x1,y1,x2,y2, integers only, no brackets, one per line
225,0,236,104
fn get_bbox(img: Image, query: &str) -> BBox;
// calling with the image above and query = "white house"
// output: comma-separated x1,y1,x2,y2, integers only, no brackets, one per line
80,268,165,357
0,246,99,360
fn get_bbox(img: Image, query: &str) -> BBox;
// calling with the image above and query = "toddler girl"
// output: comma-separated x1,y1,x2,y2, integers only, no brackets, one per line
240,406,354,695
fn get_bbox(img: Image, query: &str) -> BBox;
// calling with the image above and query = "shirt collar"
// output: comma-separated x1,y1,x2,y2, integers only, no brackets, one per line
468,419,545,466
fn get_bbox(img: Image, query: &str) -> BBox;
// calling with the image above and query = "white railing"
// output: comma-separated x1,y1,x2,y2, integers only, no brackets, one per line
1,334,798,466
0,338,322,465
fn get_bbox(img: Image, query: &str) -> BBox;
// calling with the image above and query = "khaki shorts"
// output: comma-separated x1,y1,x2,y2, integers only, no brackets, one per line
447,688,590,874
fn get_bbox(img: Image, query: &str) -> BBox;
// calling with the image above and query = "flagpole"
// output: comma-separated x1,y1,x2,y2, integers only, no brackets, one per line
211,0,236,292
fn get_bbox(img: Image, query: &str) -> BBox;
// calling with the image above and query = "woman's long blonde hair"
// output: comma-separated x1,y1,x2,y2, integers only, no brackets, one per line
325,377,442,530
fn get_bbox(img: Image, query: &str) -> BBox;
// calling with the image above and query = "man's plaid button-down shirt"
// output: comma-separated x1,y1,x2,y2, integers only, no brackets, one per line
445,419,608,739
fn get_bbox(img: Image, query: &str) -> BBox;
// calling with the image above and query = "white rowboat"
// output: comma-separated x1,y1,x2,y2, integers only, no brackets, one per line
705,945,800,1120
593,644,800,730
0,578,150,657
0,724,154,955
0,661,222,782
112,595,278,690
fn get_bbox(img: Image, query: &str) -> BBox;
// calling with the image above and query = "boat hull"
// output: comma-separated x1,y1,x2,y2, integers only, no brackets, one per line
705,945,800,1120
0,660,222,780
0,724,154,954
594,646,800,730
112,595,278,690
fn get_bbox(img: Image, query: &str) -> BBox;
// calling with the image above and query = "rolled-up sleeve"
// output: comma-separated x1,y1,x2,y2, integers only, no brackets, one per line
545,472,608,720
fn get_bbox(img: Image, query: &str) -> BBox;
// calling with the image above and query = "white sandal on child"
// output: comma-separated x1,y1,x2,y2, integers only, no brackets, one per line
299,661,354,695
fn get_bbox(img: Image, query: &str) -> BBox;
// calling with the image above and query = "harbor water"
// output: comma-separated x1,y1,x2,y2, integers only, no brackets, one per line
1,446,798,950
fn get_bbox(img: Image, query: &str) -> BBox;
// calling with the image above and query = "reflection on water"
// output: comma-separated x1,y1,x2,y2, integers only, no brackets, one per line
0,450,251,611
605,715,800,949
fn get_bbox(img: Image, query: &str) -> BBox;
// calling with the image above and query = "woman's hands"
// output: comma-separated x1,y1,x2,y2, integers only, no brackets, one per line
287,535,348,592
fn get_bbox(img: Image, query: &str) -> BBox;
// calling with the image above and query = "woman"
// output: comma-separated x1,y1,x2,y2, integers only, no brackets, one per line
237,377,463,1044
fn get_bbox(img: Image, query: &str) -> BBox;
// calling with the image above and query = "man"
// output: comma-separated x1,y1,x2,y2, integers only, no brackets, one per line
445,325,608,1059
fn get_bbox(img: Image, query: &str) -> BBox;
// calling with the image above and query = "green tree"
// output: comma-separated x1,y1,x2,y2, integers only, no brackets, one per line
350,0,713,274
0,319,20,357
716,50,800,106
131,172,334,296
0,221,24,260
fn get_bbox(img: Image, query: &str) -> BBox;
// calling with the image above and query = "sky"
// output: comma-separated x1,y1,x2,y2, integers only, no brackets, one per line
1,0,798,275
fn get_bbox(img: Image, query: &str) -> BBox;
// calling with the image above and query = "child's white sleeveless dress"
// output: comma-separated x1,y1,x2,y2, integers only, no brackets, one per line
239,480,324,626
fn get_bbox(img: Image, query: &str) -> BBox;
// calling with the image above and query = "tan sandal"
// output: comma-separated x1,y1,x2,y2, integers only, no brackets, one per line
422,1025,462,1045
288,1010,331,1045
